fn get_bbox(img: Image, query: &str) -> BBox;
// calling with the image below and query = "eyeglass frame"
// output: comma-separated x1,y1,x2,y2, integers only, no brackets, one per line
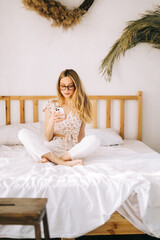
59,84,75,91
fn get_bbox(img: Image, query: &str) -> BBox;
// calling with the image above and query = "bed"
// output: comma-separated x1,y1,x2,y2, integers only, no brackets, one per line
0,91,160,240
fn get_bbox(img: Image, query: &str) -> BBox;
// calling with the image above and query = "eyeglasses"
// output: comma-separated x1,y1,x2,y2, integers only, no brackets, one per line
60,84,75,91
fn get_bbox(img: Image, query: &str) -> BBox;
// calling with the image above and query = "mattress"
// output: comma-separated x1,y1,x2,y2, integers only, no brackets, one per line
0,140,160,238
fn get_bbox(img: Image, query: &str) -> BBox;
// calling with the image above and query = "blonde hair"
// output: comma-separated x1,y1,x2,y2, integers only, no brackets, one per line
56,69,92,123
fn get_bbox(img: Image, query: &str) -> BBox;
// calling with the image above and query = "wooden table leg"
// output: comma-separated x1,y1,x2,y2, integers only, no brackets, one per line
43,210,50,240
35,223,41,240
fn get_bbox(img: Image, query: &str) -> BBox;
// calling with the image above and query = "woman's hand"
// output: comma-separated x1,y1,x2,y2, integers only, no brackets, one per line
48,111,65,125
44,110,65,141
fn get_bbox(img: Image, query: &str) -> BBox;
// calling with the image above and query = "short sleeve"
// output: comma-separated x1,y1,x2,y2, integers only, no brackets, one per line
43,100,55,115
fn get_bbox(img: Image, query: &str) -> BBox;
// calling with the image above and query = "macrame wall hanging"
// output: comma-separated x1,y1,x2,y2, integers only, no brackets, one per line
22,0,94,30
100,6,160,81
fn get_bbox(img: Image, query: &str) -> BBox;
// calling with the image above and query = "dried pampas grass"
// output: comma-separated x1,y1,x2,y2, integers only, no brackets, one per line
22,0,94,30
100,6,160,81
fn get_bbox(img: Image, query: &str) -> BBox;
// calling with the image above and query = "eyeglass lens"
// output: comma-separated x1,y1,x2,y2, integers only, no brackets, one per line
60,85,74,90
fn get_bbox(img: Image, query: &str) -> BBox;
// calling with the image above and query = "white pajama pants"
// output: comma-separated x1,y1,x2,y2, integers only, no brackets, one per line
18,129,100,162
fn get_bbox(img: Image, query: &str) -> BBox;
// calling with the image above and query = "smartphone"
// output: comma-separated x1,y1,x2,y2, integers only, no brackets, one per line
55,107,65,118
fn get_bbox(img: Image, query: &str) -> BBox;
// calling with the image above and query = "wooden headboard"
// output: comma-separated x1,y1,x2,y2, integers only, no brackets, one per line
0,91,142,140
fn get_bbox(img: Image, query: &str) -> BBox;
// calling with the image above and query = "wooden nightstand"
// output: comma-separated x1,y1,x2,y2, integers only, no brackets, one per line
0,198,50,240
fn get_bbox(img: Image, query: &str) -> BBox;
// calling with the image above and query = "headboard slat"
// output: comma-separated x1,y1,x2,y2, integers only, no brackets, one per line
106,99,111,128
5,100,10,125
138,91,142,141
92,100,97,128
33,100,38,122
20,100,25,123
120,99,125,139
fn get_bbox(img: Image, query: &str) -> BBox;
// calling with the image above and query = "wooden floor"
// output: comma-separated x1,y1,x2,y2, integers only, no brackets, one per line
3,235,157,240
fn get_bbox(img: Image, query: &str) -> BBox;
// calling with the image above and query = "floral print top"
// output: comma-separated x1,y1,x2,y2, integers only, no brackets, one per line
43,100,82,149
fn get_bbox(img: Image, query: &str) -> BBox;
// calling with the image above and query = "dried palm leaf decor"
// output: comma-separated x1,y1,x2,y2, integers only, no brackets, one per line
100,6,160,81
22,0,94,30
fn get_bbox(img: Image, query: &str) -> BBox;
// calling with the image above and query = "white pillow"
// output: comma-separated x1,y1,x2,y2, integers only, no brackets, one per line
0,122,45,145
85,128,124,146
0,124,123,146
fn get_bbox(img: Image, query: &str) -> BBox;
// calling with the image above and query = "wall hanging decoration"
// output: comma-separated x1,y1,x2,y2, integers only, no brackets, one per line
22,0,94,30
100,6,160,81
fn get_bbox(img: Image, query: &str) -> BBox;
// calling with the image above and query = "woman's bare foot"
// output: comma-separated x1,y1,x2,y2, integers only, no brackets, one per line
61,153,84,166
41,152,53,163
52,155,83,166
40,157,49,163
65,159,83,166
41,152,83,166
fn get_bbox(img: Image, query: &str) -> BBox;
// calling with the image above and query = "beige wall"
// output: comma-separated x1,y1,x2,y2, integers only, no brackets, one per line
0,0,160,152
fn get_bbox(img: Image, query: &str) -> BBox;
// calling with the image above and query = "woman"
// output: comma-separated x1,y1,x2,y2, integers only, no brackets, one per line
18,69,100,167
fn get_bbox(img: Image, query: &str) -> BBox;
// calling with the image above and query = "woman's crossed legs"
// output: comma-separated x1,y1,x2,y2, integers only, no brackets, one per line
18,129,100,167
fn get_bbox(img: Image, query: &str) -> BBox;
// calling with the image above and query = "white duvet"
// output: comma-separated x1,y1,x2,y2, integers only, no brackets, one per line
0,140,160,239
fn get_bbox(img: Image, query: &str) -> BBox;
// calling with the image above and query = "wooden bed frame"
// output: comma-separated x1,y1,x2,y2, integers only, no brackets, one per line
0,91,143,239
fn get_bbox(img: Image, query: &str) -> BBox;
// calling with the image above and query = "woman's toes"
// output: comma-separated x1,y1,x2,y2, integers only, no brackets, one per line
40,157,49,163
70,159,83,166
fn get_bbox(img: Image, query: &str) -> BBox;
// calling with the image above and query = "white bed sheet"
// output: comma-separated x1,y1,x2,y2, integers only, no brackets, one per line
0,140,160,238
